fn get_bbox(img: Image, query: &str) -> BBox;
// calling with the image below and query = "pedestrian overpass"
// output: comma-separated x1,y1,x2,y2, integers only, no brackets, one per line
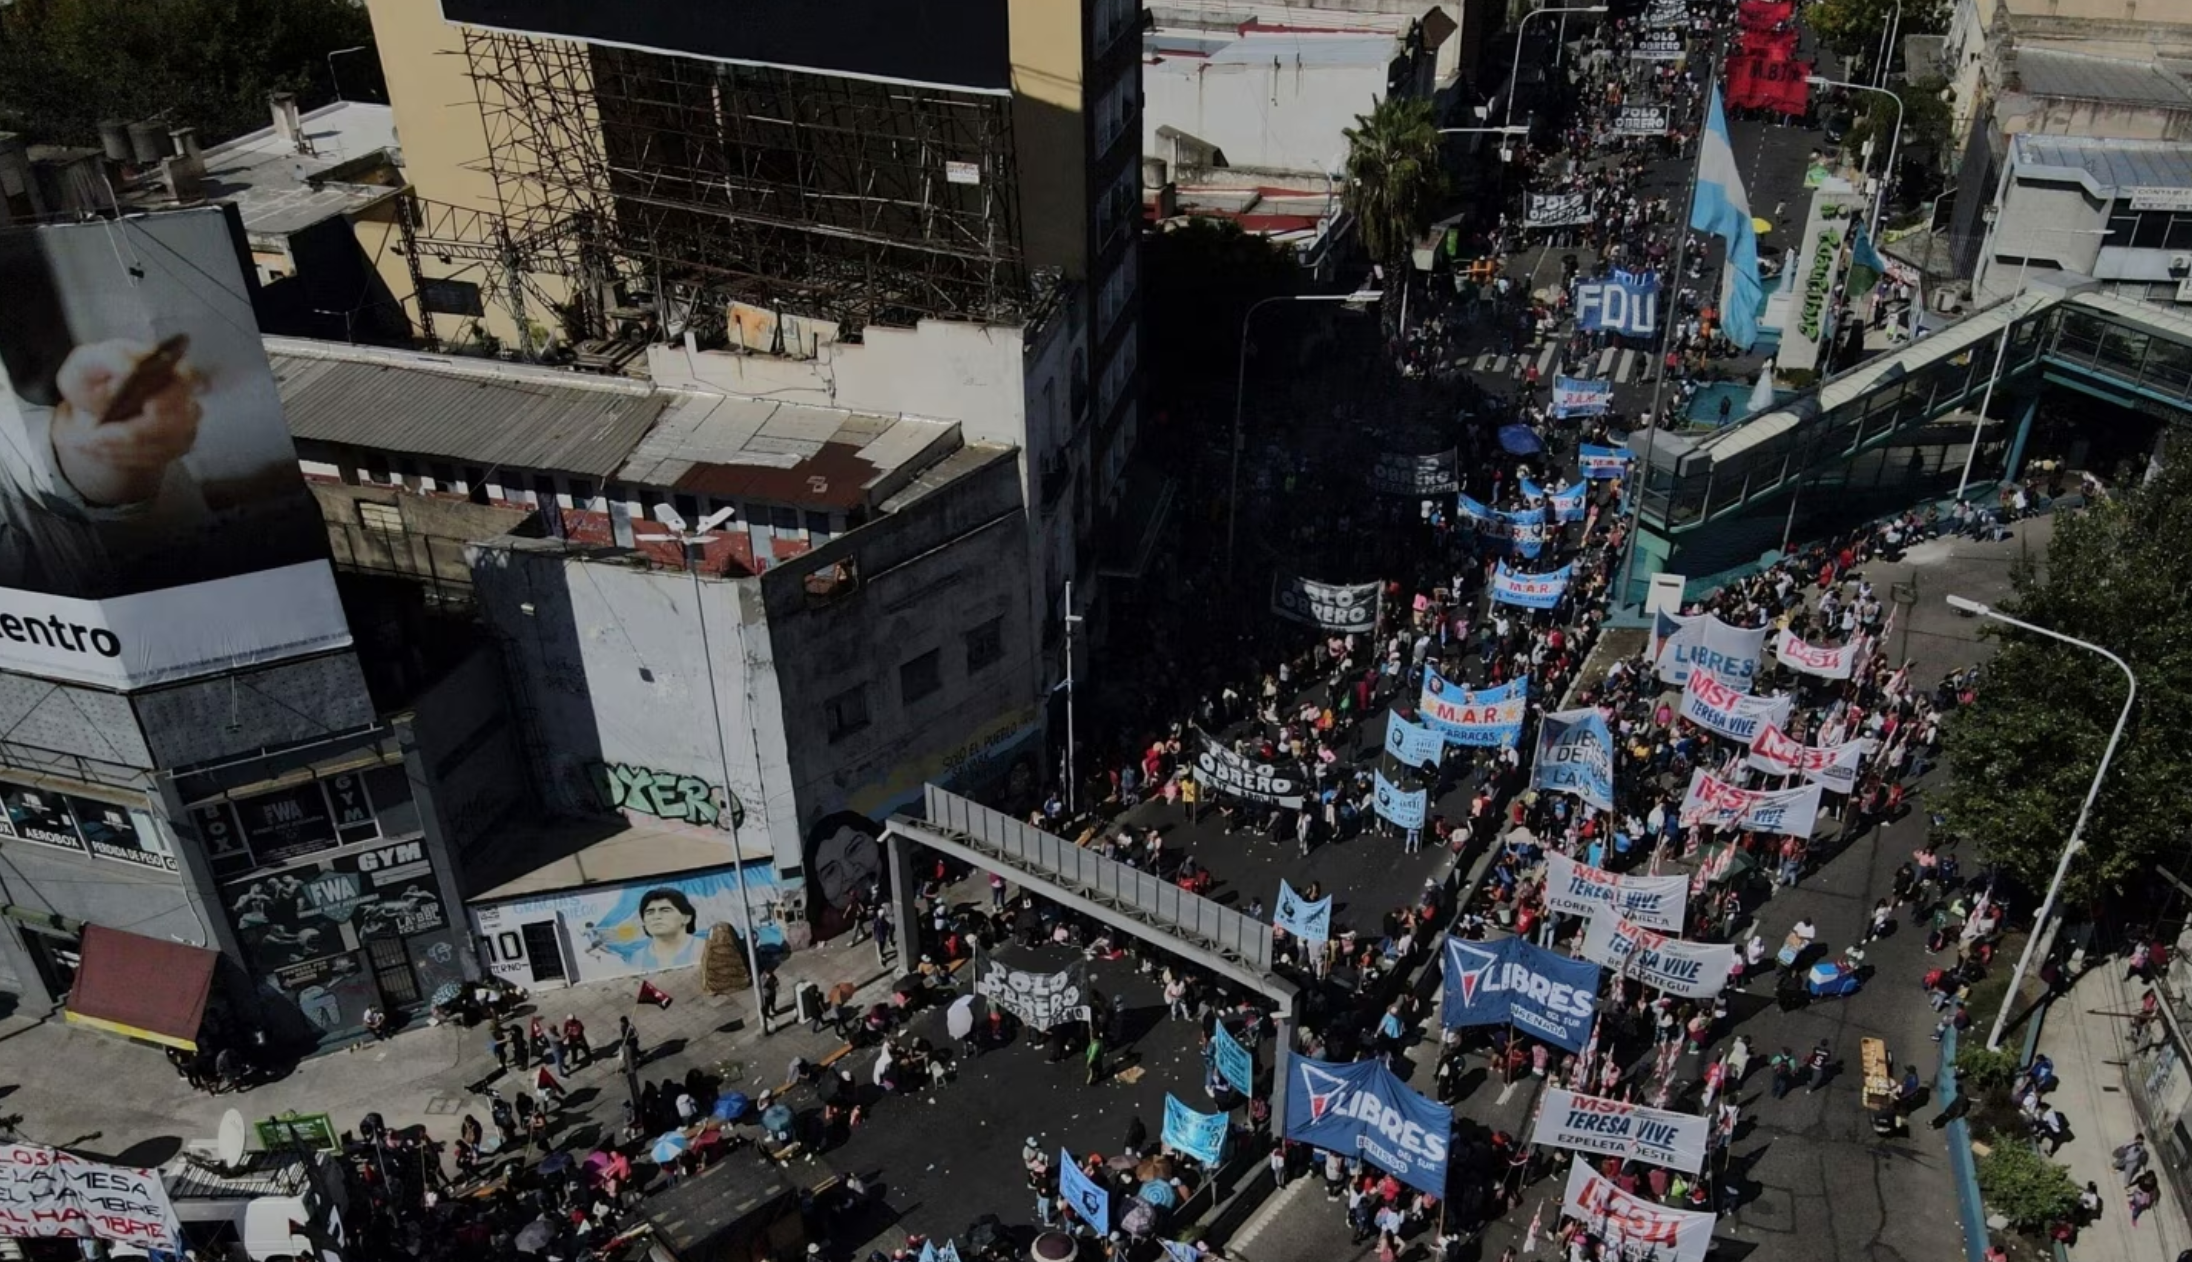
1626,277,2192,583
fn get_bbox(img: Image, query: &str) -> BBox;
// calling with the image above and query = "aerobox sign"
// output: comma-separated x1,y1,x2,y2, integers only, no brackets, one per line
1678,672,1793,744
1532,1087,1711,1173
1284,1057,1453,1197
1678,769,1823,837
1531,708,1616,813
1563,1163,1717,1262
1439,936,1602,1052
1419,670,1527,748
1579,906,1741,999
1491,562,1572,610
1746,724,1868,793
0,1143,185,1253
1652,611,1768,691
1774,627,1869,680
1273,575,1381,631
1542,852,1687,931
1195,730,1304,808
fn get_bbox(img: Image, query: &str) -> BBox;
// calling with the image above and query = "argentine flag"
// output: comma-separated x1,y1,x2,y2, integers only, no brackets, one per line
1691,86,1768,350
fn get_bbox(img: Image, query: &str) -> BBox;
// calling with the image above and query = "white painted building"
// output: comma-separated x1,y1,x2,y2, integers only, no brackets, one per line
1975,134,2192,307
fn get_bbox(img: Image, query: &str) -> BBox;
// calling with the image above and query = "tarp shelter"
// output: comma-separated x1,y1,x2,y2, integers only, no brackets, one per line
63,924,217,1050
1499,423,1545,456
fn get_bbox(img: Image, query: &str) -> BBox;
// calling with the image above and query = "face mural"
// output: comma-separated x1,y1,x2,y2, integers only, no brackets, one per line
806,812,882,941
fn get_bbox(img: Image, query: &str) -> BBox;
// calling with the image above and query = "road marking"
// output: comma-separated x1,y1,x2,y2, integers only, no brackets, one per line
1498,1077,1525,1106
1232,1173,1314,1253
1474,353,1496,371
1616,349,1638,382
1595,346,1617,377
1537,343,1559,377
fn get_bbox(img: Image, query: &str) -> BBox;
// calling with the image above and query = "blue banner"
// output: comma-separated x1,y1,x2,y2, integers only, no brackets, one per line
1438,936,1602,1053
1163,1094,1228,1165
1519,477,1547,503
1373,771,1427,829
1163,1244,1201,1262
1274,878,1332,941
1384,710,1442,769
1284,1057,1453,1198
1456,493,1498,531
1532,707,1616,813
1419,670,1527,748
1491,561,1572,610
1212,1021,1254,1096
1579,444,1631,480
1059,1149,1110,1230
1574,268,1660,336
1497,505,1550,559
1552,376,1614,418
1548,480,1588,523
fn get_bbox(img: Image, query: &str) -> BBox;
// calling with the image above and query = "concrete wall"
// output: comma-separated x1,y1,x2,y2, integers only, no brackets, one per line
1144,55,1388,179
1973,175,2108,303
404,647,527,854
1011,0,1091,278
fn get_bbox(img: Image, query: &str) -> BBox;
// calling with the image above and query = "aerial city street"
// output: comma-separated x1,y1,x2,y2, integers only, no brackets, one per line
0,0,2188,1261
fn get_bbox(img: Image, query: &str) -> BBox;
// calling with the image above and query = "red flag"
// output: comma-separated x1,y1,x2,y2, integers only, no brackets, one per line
1736,0,1794,31
637,979,673,1009
1739,28,1798,60
536,1065,561,1092
1724,55,1763,110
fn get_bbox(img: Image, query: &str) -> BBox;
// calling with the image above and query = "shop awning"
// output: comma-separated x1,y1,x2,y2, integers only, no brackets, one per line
64,924,218,1051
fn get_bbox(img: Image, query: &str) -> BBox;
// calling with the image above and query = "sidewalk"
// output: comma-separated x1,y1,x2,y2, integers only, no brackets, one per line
2039,962,2189,1262
0,921,910,1166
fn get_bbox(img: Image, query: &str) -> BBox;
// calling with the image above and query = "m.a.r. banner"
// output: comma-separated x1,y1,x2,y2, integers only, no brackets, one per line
0,211,350,689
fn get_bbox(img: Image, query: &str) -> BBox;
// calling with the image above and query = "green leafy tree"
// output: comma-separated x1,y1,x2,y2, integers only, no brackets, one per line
1975,1141,2081,1233
1939,448,2192,905
1808,0,1945,75
1142,219,1300,405
0,0,375,148
1342,94,1444,315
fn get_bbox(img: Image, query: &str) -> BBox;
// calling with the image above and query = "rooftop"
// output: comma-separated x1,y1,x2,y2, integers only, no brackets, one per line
620,393,960,513
2009,47,2192,109
1147,30,1398,67
125,101,403,238
2012,132,2192,194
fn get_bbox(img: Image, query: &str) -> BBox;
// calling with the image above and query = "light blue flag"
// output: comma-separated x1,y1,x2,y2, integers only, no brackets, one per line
1519,477,1547,503
1163,1244,1202,1262
1385,710,1443,768
1059,1149,1110,1230
1373,771,1428,829
1163,1093,1228,1165
1579,444,1631,480
1274,877,1333,941
1456,493,1498,531
1212,1021,1254,1096
1692,86,1767,350
936,1246,962,1262
1548,480,1588,522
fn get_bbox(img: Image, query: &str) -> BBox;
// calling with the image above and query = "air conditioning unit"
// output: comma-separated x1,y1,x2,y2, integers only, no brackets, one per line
2170,254,2191,274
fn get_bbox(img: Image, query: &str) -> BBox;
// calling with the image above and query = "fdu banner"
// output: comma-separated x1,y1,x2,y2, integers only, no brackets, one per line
1385,710,1442,769
1652,611,1768,691
1492,561,1572,610
1575,269,1660,337
1419,669,1527,748
1679,672,1793,744
1439,936,1602,1053
1548,481,1589,523
1552,377,1614,418
1285,1057,1453,1197
1274,878,1332,942
1059,1149,1110,1230
1212,1021,1254,1096
1373,771,1428,829
1532,707,1616,813
1163,1093,1228,1165
1579,444,1632,480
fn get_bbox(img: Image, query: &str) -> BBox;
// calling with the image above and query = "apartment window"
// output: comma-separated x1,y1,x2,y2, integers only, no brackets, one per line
357,501,403,533
568,479,596,507
966,617,1004,672
674,494,700,522
899,649,942,704
824,685,871,741
805,511,834,541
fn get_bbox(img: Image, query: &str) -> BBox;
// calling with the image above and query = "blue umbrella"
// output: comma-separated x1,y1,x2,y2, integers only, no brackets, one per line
1137,1180,1177,1209
712,1092,750,1122
651,1132,689,1165
1498,423,1544,456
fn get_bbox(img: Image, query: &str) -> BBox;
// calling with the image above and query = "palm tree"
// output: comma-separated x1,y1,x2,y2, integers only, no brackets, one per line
1342,95,1445,309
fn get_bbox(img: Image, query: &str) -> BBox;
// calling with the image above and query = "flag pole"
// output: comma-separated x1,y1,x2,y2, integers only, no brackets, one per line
1615,33,1728,609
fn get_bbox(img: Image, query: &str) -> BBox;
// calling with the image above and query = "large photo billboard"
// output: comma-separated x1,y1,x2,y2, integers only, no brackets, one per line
437,0,1013,95
0,210,350,689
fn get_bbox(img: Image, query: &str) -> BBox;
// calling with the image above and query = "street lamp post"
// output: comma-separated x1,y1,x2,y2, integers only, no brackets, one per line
638,506,773,1031
1805,75,1902,240
1946,595,2138,1053
1952,228,2110,499
1871,0,1902,88
1505,6,1610,131
1227,289,1381,583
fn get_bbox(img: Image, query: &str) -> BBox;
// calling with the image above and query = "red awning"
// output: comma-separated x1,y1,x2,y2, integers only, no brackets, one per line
64,924,218,1051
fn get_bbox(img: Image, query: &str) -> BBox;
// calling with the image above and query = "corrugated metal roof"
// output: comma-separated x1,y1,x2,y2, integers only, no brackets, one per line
2012,48,2192,109
270,348,669,478
2014,133,2192,193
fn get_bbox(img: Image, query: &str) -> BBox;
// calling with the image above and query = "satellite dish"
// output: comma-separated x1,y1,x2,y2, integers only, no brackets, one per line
217,1109,248,1167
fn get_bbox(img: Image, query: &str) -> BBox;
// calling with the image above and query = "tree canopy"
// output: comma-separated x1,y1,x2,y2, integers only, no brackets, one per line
1939,447,2192,906
1342,95,1444,268
0,0,374,148
1808,0,1945,75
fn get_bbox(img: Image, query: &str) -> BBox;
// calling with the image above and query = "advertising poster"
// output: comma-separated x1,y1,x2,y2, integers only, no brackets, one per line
1212,1021,1255,1096
1612,104,1672,135
1552,377,1614,417
1272,575,1381,632
974,953,1089,1031
1419,670,1527,748
1532,1087,1710,1172
1194,730,1304,808
1162,1094,1228,1165
1579,906,1741,998
1531,708,1616,814
1372,771,1428,830
1274,878,1333,942
1678,769,1823,837
1548,481,1589,523
1367,449,1460,496
1284,1057,1452,1197
1575,269,1661,336
1526,193,1594,227
1652,611,1769,690
1492,562,1573,610
1774,628,1869,679
1746,724,1869,793
0,211,350,689
1384,710,1443,769
1580,444,1632,479
1439,936,1601,1052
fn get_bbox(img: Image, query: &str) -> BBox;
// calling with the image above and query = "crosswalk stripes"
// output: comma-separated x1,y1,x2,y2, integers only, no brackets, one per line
1536,343,1559,377
1473,352,1497,372
1615,349,1638,383
1594,346,1617,377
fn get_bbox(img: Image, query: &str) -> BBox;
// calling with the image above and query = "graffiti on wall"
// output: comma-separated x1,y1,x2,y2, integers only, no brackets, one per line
591,762,746,831
805,811,883,942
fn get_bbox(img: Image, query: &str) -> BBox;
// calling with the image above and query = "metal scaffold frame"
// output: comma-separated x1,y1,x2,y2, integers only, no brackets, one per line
460,29,1032,337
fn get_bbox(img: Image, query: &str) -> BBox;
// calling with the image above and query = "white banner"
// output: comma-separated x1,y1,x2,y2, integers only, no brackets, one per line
1533,1087,1711,1173
1563,1162,1717,1262
1544,852,1687,932
1195,730,1305,808
1580,906,1741,999
0,1143,185,1253
1272,575,1381,632
974,956,1089,1031
1612,104,1671,135
1678,672,1793,745
1526,193,1594,227
1678,769,1823,837
1774,628,1869,680
1653,612,1769,692
1746,724,1870,794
